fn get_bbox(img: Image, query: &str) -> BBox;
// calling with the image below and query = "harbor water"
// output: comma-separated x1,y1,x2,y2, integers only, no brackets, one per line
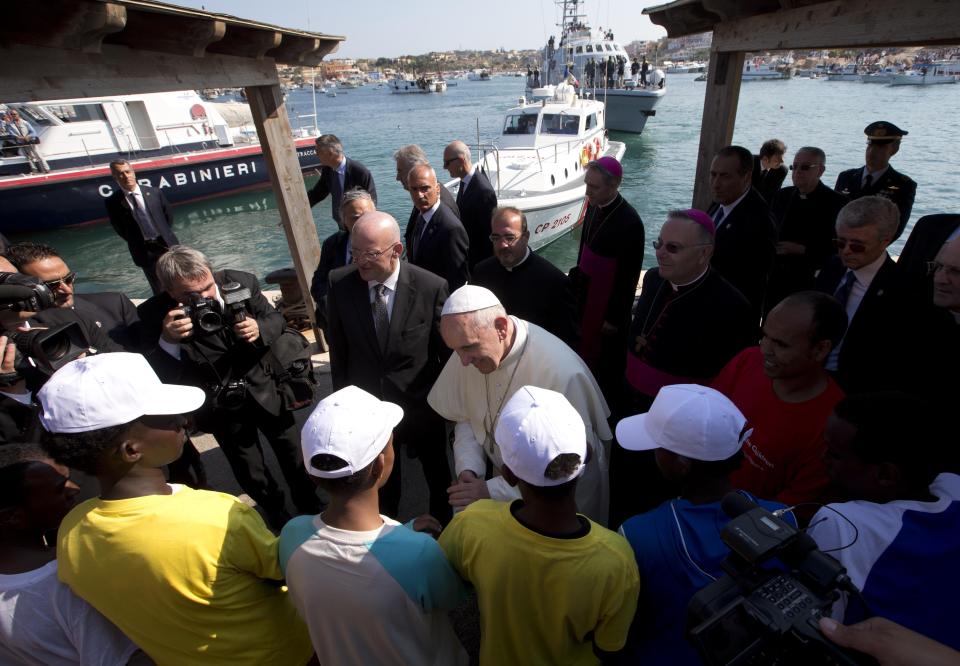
15,74,957,298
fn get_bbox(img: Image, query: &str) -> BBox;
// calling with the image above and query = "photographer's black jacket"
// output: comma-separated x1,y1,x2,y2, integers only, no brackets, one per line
137,270,286,417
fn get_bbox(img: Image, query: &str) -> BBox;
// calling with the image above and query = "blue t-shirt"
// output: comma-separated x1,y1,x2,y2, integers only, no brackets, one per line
616,493,794,665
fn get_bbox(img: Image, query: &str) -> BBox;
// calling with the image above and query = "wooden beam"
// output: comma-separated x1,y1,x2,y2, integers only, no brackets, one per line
713,0,960,51
0,44,279,100
207,26,282,60
244,84,322,339
0,0,126,54
691,50,745,211
103,12,226,58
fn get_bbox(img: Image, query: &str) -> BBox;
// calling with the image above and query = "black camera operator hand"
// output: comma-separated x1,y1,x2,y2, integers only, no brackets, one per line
819,617,960,666
0,334,26,393
161,307,193,343
233,315,260,344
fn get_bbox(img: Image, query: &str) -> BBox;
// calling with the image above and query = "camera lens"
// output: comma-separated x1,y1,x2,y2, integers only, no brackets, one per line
197,310,223,332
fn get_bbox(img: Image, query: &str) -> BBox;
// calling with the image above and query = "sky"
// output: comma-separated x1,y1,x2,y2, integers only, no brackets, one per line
173,0,669,59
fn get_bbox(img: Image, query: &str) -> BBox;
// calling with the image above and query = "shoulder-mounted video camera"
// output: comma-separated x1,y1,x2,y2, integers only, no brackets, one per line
686,493,875,666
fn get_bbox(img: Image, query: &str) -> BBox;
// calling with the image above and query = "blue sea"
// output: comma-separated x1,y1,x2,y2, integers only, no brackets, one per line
16,74,958,298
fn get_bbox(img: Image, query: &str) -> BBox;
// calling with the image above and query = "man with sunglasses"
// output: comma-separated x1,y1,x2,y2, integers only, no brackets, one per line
326,211,452,522
443,140,497,270
834,121,916,240
767,147,849,308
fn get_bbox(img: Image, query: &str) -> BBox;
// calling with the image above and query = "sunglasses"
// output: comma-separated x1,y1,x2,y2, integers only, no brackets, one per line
652,239,712,254
789,163,821,171
43,271,77,290
443,156,461,168
833,238,869,253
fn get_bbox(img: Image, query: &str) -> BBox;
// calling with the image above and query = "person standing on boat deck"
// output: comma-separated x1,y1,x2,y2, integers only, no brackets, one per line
571,156,644,404
613,209,755,526
766,146,848,309
752,138,788,206
443,140,497,269
834,121,916,240
310,188,375,332
2,109,49,173
471,207,579,348
393,144,460,235
405,165,470,291
105,159,179,296
630,58,640,84
307,134,377,228
707,145,778,316
641,57,649,86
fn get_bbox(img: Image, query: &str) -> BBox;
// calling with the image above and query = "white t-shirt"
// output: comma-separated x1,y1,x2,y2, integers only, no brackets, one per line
0,559,137,665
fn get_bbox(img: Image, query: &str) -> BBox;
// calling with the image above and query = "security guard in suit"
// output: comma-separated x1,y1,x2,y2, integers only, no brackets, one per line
834,121,917,240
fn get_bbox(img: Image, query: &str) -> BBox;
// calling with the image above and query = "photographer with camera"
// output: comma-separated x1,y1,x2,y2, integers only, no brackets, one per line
613,385,796,665
138,245,320,528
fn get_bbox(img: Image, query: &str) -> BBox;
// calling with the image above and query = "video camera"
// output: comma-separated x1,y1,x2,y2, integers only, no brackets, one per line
180,281,252,337
686,493,873,666
0,272,56,312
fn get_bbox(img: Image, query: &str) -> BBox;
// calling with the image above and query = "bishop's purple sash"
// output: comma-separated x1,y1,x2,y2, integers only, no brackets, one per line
577,244,616,370
625,353,704,398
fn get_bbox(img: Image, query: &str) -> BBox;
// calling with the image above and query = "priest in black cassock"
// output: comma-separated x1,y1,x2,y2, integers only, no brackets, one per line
471,207,579,348
611,209,757,525
571,156,645,401
767,147,848,310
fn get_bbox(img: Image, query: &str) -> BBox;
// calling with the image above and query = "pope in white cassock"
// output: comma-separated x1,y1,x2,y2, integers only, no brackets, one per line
427,285,613,524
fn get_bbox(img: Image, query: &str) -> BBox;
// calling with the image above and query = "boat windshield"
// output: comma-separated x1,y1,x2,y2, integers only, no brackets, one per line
540,113,580,135
503,114,537,135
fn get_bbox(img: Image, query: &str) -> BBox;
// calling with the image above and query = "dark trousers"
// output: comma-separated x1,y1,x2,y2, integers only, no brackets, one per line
209,399,320,523
380,417,452,525
139,242,172,295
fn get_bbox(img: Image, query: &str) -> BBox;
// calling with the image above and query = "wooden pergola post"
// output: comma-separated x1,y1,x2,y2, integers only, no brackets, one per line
691,49,744,211
245,84,323,346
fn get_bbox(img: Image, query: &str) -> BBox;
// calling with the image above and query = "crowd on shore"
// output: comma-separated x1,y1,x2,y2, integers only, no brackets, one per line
0,121,958,665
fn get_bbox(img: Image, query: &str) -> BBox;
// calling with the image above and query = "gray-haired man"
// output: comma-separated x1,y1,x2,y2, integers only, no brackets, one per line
307,134,377,226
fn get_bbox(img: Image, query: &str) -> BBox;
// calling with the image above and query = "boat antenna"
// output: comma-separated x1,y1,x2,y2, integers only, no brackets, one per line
311,71,319,136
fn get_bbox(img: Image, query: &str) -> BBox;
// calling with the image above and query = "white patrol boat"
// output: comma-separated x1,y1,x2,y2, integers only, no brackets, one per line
446,81,625,251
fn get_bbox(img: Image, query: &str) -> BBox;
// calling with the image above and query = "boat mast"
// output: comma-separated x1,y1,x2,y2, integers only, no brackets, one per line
552,0,587,85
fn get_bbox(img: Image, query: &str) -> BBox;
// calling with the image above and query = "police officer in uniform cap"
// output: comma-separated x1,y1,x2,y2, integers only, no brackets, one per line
834,121,916,240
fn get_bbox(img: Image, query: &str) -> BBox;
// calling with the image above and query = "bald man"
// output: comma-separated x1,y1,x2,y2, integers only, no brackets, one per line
444,140,497,268
326,211,453,521
405,164,470,290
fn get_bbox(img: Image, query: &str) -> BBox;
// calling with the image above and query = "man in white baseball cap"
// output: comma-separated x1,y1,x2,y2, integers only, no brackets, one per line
279,385,468,666
428,284,612,524
39,352,316,665
439,386,640,665
613,384,796,664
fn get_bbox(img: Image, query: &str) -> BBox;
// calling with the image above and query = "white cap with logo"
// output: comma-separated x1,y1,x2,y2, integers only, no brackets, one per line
615,384,750,461
441,284,502,316
37,352,206,434
495,385,587,487
300,385,404,478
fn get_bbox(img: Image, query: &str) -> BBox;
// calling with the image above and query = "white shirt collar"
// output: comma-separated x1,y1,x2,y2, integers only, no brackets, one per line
335,156,347,175
504,247,531,272
850,251,888,286
367,261,400,292
670,265,709,290
720,187,750,219
127,185,143,198
461,164,477,188
421,199,442,223
863,165,889,183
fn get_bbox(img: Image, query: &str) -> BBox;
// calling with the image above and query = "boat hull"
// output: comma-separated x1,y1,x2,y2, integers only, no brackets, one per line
0,137,321,233
595,89,665,134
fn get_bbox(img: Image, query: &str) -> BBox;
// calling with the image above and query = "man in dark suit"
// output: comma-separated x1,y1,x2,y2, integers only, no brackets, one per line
897,213,960,283
815,196,948,396
834,121,917,240
405,165,470,290
309,188,376,331
326,211,451,521
708,145,777,316
307,134,377,226
105,159,179,295
752,138,788,206
138,245,320,528
393,144,460,232
472,206,579,347
443,140,497,269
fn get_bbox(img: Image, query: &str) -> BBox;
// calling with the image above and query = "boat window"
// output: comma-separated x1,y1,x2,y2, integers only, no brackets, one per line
586,113,597,130
576,46,583,54
42,103,107,124
585,44,593,53
604,44,613,52
503,114,537,135
541,113,579,135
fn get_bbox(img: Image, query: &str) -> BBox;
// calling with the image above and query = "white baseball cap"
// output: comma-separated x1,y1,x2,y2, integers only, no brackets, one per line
441,284,501,316
615,384,750,461
37,352,206,434
495,385,587,487
300,385,403,478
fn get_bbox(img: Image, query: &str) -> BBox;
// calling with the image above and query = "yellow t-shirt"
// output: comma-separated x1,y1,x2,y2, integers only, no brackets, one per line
57,486,313,666
439,499,640,665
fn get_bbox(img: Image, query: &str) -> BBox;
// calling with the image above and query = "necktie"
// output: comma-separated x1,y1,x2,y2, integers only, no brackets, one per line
128,192,159,240
862,173,873,190
456,178,467,207
833,270,857,309
331,168,344,219
372,284,389,352
410,214,426,261
713,207,726,229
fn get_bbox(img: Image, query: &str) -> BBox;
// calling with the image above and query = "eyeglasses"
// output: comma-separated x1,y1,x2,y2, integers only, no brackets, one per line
652,239,712,254
928,261,960,279
351,246,394,263
443,156,461,168
489,233,523,245
43,271,77,290
833,238,869,253
789,163,822,171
